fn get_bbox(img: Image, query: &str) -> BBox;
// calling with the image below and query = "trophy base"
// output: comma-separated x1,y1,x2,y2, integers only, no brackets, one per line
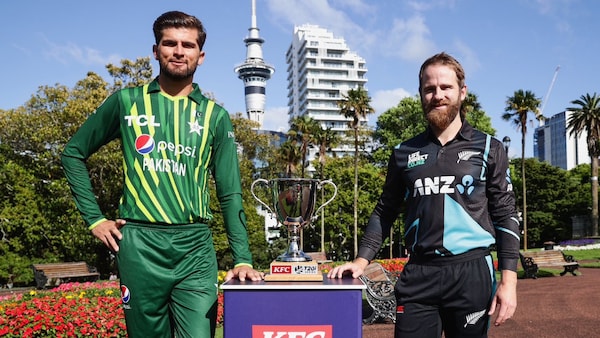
276,250,313,262
264,261,323,281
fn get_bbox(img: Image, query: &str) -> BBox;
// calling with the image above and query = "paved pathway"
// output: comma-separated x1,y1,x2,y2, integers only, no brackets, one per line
362,268,600,338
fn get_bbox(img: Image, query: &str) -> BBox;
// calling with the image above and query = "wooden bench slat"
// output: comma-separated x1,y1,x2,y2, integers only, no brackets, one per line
32,261,100,289
520,250,579,279
305,251,333,264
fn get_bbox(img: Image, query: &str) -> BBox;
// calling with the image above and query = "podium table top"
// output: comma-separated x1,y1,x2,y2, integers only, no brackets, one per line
221,274,366,290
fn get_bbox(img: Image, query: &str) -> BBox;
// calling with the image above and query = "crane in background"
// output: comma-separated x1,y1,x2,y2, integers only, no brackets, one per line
539,66,561,124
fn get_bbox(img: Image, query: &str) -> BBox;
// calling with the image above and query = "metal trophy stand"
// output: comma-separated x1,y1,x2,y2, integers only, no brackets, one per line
251,178,337,281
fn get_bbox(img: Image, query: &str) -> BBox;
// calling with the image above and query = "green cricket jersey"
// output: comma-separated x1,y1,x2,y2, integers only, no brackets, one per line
62,78,252,264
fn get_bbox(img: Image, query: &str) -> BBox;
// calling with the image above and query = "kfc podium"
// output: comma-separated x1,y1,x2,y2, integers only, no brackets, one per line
221,275,366,338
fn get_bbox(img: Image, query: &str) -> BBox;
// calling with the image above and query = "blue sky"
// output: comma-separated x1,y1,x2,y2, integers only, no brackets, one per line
2,0,598,157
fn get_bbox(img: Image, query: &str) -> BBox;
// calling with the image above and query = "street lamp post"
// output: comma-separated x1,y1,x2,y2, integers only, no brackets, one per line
502,136,511,155
502,136,526,249
503,135,527,250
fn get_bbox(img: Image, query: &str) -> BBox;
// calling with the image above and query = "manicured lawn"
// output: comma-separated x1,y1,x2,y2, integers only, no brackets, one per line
564,248,600,267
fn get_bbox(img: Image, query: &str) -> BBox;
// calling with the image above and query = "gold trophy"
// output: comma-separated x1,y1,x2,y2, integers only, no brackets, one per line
251,178,337,281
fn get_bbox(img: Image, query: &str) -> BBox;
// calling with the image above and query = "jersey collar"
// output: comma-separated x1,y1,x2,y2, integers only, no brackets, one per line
147,77,207,105
425,119,474,143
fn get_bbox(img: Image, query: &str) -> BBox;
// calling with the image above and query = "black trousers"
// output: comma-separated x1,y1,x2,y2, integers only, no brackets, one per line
394,252,495,338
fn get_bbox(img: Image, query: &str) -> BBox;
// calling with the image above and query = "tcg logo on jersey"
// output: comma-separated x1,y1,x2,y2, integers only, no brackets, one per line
135,134,155,155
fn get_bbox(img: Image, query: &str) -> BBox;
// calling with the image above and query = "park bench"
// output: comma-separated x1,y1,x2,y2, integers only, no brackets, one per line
32,262,100,289
305,251,332,264
519,250,579,279
359,262,397,324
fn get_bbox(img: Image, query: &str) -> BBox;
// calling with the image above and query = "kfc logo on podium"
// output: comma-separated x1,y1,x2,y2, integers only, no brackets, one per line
252,325,332,338
271,265,292,274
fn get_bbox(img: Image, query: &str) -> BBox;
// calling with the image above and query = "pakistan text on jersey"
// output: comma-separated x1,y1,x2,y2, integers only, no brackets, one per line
142,158,187,176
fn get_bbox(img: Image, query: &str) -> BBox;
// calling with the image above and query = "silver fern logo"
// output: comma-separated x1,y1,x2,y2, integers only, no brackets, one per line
464,309,486,327
456,150,481,163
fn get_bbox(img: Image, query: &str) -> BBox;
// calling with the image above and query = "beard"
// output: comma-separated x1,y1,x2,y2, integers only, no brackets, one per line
159,59,197,81
424,100,461,131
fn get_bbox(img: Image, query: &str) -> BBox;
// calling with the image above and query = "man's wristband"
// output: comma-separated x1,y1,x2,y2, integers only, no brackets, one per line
234,263,253,269
88,218,108,230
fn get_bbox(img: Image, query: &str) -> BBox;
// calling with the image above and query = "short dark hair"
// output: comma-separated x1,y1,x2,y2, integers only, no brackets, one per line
153,11,207,50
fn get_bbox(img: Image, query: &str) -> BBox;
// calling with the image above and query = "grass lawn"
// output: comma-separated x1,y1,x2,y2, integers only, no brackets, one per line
564,248,600,267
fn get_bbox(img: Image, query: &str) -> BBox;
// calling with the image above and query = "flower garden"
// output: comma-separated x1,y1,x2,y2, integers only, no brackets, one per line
0,281,126,337
0,259,407,337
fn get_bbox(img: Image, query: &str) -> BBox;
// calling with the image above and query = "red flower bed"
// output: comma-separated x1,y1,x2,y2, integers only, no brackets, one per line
0,262,413,336
374,258,408,274
0,281,126,337
0,280,228,337
316,258,408,276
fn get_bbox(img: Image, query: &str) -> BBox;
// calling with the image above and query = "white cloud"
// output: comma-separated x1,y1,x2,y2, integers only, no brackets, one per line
265,0,377,57
451,39,481,74
370,88,412,123
331,0,375,15
42,36,120,66
407,0,459,12
263,106,290,132
266,0,348,27
380,15,437,62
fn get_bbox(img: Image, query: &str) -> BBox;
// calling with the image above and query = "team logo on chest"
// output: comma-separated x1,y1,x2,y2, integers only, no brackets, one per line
456,150,481,163
188,120,203,135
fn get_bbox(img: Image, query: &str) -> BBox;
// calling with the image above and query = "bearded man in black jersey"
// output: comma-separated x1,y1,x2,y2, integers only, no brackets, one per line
328,52,519,338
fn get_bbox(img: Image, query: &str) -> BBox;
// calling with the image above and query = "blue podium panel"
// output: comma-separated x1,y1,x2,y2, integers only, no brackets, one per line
221,275,366,338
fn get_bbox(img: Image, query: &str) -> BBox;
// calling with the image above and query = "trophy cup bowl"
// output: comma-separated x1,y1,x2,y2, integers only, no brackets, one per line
251,178,337,281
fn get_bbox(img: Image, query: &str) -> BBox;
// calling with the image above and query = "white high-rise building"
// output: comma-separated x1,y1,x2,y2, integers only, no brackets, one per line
285,24,368,161
534,110,590,170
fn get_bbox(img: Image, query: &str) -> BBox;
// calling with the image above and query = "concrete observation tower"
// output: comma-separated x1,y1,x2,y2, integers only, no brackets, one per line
234,0,275,129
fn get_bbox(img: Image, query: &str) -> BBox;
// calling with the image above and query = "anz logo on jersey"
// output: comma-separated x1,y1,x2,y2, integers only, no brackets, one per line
413,175,476,197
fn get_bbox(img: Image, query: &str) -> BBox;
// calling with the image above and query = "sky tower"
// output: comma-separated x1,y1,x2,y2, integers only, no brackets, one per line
234,0,275,129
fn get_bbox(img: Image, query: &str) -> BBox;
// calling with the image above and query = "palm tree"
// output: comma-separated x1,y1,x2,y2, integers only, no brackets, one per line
462,92,497,136
314,126,339,178
314,126,340,252
288,116,319,178
338,87,374,256
503,89,543,250
567,93,600,237
278,139,301,178
462,92,482,118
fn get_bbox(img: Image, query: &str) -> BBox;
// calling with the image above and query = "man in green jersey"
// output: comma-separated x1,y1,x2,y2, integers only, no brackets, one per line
62,11,264,338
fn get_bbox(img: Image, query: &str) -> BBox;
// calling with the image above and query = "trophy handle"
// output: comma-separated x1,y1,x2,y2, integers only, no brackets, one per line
313,179,338,220
251,179,274,215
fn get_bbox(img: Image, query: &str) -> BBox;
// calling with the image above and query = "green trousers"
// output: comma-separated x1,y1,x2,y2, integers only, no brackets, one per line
117,222,218,338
